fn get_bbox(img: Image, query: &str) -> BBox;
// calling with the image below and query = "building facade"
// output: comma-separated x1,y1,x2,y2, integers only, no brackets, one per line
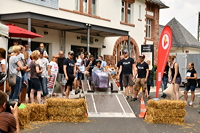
0,0,168,65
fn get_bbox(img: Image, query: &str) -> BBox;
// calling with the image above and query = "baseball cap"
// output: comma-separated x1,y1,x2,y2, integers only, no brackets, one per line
139,54,145,58
68,51,74,55
123,49,129,53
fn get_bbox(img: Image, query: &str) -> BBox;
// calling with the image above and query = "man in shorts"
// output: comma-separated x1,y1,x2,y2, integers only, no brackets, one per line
63,51,76,99
76,52,85,94
118,50,135,99
133,54,149,101
58,51,67,96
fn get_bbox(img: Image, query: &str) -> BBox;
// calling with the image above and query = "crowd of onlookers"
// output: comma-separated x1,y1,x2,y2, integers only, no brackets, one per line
0,40,199,106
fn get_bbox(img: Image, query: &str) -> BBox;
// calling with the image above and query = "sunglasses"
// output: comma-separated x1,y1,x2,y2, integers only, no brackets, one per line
70,54,74,56
123,52,127,54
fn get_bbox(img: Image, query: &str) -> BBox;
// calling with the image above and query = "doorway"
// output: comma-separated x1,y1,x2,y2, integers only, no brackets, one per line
71,45,98,58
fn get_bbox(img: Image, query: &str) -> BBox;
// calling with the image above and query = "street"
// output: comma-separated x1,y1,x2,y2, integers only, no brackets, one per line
21,87,200,133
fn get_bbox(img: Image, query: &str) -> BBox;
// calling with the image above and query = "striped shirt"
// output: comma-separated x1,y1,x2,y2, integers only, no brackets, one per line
0,112,16,133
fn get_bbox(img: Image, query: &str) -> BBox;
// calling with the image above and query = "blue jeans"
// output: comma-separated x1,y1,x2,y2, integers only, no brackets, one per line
9,76,22,101
40,77,48,96
161,77,168,93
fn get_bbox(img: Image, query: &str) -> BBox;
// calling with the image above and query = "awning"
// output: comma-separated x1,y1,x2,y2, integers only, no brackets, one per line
0,12,129,37
6,23,43,38
147,0,169,9
0,23,9,37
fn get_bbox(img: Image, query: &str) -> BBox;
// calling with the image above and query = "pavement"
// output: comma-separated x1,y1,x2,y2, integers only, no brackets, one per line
21,85,200,133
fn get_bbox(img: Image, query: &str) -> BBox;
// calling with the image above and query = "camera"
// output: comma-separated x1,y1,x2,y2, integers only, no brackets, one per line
5,101,21,113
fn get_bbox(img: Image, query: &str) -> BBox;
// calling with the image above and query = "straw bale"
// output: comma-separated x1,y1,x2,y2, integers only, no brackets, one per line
147,107,186,117
29,103,47,121
145,115,185,124
18,105,31,129
48,115,88,122
46,98,86,108
47,106,86,116
148,100,186,109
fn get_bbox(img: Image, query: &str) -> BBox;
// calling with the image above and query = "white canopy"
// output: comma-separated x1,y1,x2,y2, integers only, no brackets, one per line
0,23,9,37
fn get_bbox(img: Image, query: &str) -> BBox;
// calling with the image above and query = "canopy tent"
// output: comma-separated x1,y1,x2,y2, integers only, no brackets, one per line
0,23,9,92
6,24,43,38
0,23,9,37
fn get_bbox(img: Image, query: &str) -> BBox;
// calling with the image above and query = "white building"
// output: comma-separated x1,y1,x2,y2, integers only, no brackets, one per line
0,0,168,64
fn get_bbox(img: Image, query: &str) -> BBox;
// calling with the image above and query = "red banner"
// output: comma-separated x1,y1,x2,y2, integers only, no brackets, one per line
156,26,173,98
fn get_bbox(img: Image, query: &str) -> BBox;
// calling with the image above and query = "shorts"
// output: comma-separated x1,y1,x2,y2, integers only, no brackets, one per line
59,73,67,86
65,73,75,91
185,85,196,92
77,72,84,81
134,78,147,91
30,78,42,91
123,74,134,87
175,77,182,84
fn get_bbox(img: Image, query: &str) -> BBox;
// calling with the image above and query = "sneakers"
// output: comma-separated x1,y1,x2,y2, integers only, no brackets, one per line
132,98,137,101
23,81,28,87
189,101,193,106
70,91,75,95
161,94,166,98
126,96,129,100
75,89,80,95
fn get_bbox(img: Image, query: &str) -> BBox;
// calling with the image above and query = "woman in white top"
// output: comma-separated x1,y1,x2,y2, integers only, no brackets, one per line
9,46,28,101
47,55,59,96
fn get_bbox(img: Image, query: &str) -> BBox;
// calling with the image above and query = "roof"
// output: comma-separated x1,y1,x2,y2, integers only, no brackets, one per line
0,12,129,37
148,0,169,9
159,18,200,48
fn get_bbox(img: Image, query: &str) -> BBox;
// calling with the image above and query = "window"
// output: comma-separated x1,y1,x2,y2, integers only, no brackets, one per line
127,3,132,23
121,1,125,22
146,19,152,38
121,1,133,23
147,3,153,12
83,0,88,13
92,0,96,15
75,0,96,15
139,5,141,19
75,0,79,11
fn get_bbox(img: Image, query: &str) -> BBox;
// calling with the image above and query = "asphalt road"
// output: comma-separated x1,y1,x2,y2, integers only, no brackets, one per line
21,87,200,133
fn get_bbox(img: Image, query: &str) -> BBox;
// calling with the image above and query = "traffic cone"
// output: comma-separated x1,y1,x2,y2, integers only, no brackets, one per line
138,98,146,118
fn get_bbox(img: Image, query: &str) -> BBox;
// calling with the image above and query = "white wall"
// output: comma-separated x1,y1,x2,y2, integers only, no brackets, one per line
0,0,147,59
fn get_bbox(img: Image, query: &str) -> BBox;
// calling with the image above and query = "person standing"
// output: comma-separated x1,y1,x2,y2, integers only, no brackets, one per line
30,50,43,104
161,62,169,98
47,55,59,96
117,55,124,91
76,52,85,92
184,63,197,106
98,55,107,68
85,55,96,78
118,50,135,99
146,60,154,99
133,54,149,101
63,51,76,99
168,55,181,100
38,43,48,58
76,47,85,61
8,39,19,53
58,51,67,96
9,46,28,101
37,49,49,103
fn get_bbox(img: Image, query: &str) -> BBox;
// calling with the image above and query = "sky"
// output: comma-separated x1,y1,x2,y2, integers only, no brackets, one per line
160,0,200,39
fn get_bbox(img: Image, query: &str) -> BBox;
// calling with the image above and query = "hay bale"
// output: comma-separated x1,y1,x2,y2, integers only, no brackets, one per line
145,115,185,124
47,106,86,116
48,116,88,122
46,98,86,108
148,100,186,109
29,103,47,121
18,105,31,129
147,107,186,117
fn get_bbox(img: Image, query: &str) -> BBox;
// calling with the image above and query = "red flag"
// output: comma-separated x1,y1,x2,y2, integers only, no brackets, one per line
156,26,173,98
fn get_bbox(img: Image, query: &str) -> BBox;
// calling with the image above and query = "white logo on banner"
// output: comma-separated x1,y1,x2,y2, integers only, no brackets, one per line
162,34,169,50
